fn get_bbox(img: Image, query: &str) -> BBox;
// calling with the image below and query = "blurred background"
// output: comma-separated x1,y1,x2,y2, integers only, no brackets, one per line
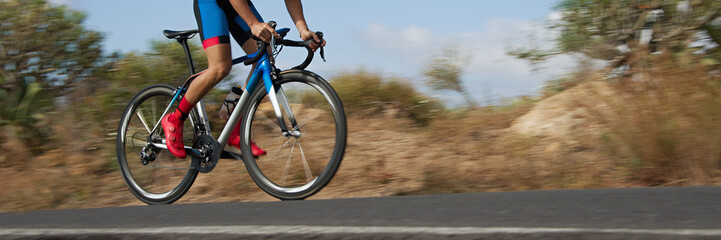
1,0,720,211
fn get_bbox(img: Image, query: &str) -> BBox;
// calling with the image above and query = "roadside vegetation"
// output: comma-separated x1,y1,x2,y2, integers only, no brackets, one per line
1,0,720,211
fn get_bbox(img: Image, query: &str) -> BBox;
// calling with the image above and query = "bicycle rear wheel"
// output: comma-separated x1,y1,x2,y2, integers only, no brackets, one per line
240,70,346,200
116,84,199,204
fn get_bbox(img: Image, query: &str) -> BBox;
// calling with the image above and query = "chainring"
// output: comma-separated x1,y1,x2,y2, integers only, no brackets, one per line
192,134,220,173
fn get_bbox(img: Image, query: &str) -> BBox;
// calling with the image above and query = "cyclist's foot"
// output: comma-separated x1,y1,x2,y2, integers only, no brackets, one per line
161,109,187,159
227,122,267,157
252,141,268,157
226,140,267,157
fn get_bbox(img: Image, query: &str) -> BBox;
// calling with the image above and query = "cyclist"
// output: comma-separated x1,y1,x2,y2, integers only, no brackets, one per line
162,0,326,159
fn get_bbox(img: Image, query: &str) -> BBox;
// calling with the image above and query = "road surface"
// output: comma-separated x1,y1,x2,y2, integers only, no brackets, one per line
0,186,720,239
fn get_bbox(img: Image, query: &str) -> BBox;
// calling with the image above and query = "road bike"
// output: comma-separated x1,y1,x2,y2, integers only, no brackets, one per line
116,21,346,204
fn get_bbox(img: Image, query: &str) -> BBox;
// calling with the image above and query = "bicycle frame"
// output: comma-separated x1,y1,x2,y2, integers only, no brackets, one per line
218,51,290,148
150,33,300,155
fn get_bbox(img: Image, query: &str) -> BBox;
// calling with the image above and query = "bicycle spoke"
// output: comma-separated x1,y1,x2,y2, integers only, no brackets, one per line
288,111,308,131
288,108,333,131
259,137,292,168
129,139,149,152
136,109,152,134
253,102,334,185
280,140,296,184
128,134,149,148
298,134,333,160
151,98,158,127
297,139,313,182
254,106,282,128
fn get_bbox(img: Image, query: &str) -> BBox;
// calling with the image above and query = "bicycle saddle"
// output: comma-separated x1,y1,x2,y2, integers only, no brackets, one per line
163,29,198,39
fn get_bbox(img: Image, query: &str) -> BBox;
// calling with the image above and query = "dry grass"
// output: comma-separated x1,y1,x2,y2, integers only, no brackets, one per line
411,104,625,195
584,64,721,185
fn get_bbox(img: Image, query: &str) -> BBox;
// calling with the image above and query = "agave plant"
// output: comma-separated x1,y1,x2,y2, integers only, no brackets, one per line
0,78,51,150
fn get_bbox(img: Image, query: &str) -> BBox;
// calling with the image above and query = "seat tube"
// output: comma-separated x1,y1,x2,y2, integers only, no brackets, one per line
194,100,212,135
179,39,196,75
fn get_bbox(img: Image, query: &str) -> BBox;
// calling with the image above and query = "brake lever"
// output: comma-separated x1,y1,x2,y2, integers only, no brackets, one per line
317,32,325,62
304,31,326,62
320,46,326,62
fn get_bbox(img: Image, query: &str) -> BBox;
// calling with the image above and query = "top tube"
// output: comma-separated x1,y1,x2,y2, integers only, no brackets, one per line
231,52,259,66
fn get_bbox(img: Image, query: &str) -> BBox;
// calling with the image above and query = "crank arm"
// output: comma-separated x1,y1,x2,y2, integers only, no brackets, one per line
149,142,205,158
186,148,205,158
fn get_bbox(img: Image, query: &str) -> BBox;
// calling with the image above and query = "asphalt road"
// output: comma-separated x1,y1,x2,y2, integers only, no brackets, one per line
0,186,720,239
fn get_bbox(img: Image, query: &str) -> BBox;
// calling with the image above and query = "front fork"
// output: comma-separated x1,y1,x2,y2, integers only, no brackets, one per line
265,69,301,138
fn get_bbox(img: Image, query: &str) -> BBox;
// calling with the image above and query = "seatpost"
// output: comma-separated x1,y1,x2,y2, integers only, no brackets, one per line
177,38,197,75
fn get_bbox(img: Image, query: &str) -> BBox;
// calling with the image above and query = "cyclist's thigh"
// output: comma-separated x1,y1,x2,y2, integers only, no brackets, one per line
218,0,264,49
194,0,232,49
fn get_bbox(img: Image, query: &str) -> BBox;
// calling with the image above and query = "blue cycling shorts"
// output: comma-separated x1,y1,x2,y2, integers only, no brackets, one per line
193,0,263,49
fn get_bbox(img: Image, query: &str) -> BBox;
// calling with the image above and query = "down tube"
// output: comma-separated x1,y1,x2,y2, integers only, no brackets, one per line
217,67,262,148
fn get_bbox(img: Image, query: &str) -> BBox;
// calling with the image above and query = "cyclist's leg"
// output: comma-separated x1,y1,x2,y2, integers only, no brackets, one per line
184,45,232,103
187,0,234,103
161,0,233,159
216,1,267,156
217,39,257,120
223,39,266,156
218,0,263,120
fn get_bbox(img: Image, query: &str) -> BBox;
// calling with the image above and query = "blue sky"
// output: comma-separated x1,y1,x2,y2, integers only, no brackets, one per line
49,0,572,105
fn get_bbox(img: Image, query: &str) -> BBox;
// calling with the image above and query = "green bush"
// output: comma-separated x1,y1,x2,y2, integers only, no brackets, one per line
321,70,443,125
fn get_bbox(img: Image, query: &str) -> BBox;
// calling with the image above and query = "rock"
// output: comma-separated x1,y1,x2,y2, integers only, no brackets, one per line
510,80,616,142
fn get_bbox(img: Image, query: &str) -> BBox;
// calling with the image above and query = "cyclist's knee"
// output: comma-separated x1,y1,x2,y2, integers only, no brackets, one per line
206,63,231,82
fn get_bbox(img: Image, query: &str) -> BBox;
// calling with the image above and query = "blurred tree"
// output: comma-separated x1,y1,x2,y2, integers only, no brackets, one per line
0,0,103,149
423,46,477,107
509,0,721,70
0,0,103,96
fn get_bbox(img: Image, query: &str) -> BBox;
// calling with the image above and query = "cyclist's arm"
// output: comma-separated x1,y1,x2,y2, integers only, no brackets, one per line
284,0,326,50
229,0,279,42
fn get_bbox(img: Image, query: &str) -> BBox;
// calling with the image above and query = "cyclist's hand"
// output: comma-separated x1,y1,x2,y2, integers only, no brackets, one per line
250,22,280,43
300,28,325,52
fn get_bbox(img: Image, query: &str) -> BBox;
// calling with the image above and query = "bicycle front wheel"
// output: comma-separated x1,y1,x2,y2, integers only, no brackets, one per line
116,84,199,204
240,70,347,200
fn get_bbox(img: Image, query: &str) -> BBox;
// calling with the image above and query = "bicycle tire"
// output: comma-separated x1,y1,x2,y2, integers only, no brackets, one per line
116,84,199,204
240,70,347,200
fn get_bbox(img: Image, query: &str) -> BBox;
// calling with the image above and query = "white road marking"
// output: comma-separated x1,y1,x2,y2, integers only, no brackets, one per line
1,226,721,236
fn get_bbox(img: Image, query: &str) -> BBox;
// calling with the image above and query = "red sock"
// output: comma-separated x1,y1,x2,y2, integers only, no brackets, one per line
177,97,194,120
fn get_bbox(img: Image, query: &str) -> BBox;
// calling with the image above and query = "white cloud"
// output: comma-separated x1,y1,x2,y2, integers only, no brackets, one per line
362,23,435,63
359,17,574,103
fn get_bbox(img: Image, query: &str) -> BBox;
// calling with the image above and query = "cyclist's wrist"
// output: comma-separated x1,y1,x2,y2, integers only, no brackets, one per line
299,27,313,37
248,20,261,28
295,22,310,32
